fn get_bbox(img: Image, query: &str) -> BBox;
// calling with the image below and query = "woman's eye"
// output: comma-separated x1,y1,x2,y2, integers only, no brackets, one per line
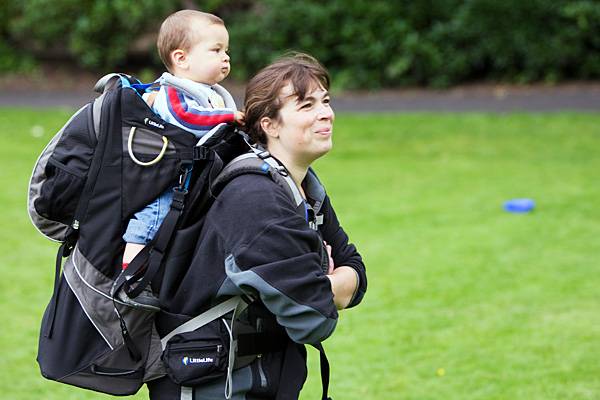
323,98,331,105
300,103,312,109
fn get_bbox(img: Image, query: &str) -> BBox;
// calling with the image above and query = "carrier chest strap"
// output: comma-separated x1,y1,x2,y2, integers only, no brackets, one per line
160,296,249,349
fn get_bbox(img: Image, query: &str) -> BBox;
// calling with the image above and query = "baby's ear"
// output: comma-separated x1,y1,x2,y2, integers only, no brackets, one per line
171,49,187,69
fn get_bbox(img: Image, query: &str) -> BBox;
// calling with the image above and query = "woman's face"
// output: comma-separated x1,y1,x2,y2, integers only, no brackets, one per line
267,82,335,167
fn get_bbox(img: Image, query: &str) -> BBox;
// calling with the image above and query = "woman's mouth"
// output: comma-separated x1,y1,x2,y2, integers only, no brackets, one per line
315,127,332,136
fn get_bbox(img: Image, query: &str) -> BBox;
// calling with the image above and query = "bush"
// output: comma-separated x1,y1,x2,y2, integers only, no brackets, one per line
226,0,600,88
0,0,598,88
5,0,178,69
0,2,36,73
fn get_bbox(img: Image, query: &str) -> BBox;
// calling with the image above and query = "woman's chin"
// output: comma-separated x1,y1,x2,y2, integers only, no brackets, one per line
314,141,333,160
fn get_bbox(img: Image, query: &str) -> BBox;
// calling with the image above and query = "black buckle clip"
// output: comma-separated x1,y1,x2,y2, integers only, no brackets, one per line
257,150,270,160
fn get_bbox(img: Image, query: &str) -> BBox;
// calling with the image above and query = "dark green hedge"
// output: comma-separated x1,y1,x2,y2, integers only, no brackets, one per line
1,0,598,88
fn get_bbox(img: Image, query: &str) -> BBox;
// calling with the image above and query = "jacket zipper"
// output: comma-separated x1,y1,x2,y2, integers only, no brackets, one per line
169,342,223,352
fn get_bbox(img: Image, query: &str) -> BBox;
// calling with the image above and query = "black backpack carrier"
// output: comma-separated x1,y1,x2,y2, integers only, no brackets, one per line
28,74,333,399
28,74,244,394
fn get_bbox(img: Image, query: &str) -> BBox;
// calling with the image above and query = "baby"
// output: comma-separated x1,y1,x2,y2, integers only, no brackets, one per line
121,10,244,309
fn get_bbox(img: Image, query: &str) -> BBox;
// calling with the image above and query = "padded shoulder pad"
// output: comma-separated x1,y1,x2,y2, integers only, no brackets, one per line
211,153,297,206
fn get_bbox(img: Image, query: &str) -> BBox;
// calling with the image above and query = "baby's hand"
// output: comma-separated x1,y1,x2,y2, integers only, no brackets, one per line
234,111,245,126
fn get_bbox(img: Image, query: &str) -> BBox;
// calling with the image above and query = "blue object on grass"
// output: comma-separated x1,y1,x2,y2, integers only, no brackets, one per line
504,198,535,213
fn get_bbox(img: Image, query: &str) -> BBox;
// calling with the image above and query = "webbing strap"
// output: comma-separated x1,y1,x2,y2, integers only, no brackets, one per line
314,342,333,400
161,296,248,349
125,187,186,299
180,386,193,400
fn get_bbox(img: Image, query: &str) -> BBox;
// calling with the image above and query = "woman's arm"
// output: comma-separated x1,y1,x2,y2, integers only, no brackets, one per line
213,175,339,344
327,266,359,309
319,195,367,309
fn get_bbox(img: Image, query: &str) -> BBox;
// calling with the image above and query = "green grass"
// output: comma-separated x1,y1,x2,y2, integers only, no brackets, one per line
1,109,599,399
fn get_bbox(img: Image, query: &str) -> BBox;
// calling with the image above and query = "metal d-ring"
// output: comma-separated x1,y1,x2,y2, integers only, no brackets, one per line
127,127,168,166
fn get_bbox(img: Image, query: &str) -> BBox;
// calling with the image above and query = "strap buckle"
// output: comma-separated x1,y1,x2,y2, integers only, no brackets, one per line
257,150,271,159
194,146,209,160
275,165,288,176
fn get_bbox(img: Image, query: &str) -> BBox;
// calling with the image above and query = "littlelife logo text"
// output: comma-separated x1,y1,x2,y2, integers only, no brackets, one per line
182,356,214,366
144,118,165,129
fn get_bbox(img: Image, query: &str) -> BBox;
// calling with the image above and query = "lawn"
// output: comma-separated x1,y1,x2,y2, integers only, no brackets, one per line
1,108,599,399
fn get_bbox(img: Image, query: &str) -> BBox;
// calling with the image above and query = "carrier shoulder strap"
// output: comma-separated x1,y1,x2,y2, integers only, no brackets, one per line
211,149,304,209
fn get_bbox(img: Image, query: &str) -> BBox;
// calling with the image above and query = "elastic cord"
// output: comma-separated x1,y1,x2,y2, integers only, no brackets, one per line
222,318,235,399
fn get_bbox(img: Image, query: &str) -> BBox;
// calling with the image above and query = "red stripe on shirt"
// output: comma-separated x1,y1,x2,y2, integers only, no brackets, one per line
167,87,234,127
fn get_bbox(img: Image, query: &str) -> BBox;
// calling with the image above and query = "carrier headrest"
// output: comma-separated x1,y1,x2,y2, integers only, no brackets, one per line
93,73,132,94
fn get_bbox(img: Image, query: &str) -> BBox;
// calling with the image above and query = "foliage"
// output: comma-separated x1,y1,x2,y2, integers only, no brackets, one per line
0,0,598,87
227,0,600,88
1,109,600,399
0,2,35,72
5,0,178,69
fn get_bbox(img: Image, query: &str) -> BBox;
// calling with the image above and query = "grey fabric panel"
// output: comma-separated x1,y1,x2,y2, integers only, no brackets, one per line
225,255,337,344
123,126,176,156
64,246,156,349
193,365,253,400
92,93,106,139
144,323,168,381
215,276,247,298
62,249,118,349
27,105,88,242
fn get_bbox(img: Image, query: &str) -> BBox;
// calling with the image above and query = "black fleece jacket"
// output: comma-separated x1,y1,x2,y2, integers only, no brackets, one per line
150,171,367,399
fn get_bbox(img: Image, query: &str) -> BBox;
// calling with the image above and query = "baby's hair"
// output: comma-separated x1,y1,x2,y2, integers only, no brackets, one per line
157,10,224,72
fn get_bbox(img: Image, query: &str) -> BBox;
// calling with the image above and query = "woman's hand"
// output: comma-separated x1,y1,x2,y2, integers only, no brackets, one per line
324,241,334,275
326,266,358,310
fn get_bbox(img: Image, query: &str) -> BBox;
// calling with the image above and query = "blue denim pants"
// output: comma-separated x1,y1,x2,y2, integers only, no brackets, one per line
123,188,174,244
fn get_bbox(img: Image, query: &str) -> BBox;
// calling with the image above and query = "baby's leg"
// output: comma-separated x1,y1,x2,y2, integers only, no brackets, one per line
123,242,146,267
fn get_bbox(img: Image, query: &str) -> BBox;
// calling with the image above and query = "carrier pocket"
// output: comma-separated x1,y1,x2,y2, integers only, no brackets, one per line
35,157,86,225
162,319,229,386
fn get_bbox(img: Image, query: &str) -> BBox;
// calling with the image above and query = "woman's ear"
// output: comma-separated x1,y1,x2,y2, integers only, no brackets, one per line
170,49,188,70
260,117,279,140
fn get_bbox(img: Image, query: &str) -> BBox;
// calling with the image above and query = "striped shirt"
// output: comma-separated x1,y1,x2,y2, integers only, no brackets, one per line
152,82,235,139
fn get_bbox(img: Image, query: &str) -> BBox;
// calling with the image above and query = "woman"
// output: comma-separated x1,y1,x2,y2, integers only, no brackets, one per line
150,53,367,399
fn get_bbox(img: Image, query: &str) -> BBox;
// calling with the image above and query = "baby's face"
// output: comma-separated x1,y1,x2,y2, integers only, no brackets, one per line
185,22,230,85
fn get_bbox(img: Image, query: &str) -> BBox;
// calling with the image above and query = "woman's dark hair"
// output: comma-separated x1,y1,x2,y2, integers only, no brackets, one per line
244,52,330,145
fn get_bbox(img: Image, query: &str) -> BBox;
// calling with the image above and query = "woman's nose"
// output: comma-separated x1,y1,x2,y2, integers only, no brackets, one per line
318,102,334,120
